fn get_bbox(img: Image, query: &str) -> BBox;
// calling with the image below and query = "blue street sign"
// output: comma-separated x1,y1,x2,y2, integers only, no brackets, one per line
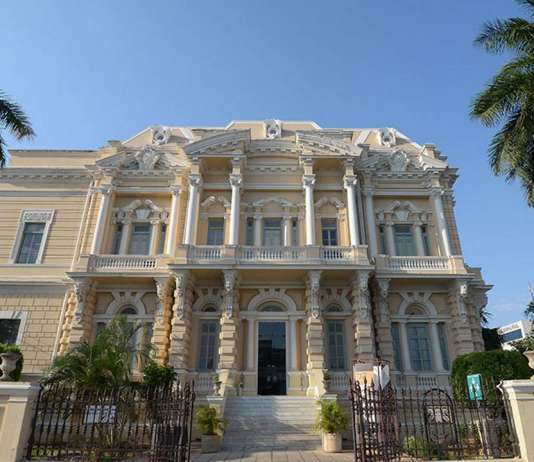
467,374,484,401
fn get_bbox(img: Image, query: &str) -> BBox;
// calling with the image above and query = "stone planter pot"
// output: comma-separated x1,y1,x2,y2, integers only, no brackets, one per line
524,350,534,379
201,434,222,453
322,432,342,453
0,352,20,381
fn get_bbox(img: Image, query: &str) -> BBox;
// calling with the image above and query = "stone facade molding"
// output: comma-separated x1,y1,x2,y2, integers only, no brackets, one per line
247,288,297,313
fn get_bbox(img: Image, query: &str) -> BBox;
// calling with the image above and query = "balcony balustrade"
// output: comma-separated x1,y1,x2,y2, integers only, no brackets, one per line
88,254,158,272
375,255,466,275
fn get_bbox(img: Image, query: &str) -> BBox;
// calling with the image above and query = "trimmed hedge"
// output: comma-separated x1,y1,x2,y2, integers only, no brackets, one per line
451,349,532,400
0,343,24,381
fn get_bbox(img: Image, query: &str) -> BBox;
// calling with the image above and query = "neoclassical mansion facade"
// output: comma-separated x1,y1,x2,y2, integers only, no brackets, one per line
0,120,488,396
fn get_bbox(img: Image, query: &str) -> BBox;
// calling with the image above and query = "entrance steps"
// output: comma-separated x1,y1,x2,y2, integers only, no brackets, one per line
222,396,321,450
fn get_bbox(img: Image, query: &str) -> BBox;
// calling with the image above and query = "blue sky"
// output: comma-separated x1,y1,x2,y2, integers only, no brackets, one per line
1,1,533,327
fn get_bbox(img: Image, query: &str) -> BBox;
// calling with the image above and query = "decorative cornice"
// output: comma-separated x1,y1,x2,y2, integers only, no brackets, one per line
184,130,250,156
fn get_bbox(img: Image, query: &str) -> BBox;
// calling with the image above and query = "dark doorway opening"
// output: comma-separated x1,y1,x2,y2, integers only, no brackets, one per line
257,322,286,395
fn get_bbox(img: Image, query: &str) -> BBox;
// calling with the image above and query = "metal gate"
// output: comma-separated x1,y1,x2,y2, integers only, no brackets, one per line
27,381,195,462
349,379,519,461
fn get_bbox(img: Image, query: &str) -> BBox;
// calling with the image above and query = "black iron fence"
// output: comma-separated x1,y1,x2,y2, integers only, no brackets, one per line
27,381,195,462
349,379,519,461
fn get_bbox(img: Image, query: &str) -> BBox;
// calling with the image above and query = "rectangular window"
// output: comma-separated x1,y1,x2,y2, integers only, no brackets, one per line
407,323,433,371
246,218,254,245
263,218,282,246
391,323,403,371
501,329,524,343
291,219,298,246
437,323,450,370
158,224,167,254
394,224,416,256
207,218,225,245
198,320,219,371
111,224,123,255
379,225,386,254
128,224,151,255
321,218,338,246
16,223,45,264
326,320,346,370
421,225,431,256
0,319,21,344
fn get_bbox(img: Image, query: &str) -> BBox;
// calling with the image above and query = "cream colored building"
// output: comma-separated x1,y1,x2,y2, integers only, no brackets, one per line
0,120,488,396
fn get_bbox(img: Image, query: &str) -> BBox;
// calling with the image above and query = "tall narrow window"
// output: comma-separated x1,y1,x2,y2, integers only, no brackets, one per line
379,225,386,254
111,224,123,255
421,225,431,256
407,323,433,371
128,224,151,255
394,224,416,256
263,218,282,246
391,323,403,371
198,320,219,371
246,217,254,245
158,224,167,254
437,323,450,370
16,223,45,264
321,218,338,246
326,320,346,370
207,218,224,245
291,219,298,246
0,319,21,344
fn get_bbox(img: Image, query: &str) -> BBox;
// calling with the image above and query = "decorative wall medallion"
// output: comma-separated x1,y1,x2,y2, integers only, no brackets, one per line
389,150,410,172
152,125,171,145
378,127,396,147
264,119,282,139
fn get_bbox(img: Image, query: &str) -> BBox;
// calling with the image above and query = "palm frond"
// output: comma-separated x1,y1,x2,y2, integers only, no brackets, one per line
0,91,35,140
0,134,6,168
516,0,534,14
475,18,534,53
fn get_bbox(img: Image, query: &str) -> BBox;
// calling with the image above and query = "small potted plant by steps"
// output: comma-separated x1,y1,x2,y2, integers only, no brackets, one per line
315,400,347,453
196,405,224,453
520,336,534,379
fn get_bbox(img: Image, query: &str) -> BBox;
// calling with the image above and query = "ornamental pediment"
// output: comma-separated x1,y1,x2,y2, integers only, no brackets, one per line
360,148,448,173
96,146,182,172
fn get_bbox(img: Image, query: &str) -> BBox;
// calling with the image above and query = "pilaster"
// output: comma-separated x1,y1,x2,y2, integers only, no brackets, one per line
305,270,325,397
352,271,375,362
448,280,475,356
373,278,393,365
151,276,173,363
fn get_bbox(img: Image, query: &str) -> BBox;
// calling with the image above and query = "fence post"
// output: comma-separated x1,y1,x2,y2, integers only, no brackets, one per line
0,382,40,462
501,380,534,461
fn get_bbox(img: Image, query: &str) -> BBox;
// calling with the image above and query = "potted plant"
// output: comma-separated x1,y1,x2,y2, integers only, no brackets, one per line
322,371,331,391
315,399,347,453
196,405,224,453
519,336,534,379
211,373,222,395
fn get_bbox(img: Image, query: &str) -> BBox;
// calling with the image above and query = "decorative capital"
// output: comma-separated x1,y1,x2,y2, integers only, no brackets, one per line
229,173,243,188
302,174,316,189
343,175,357,189
430,187,443,198
170,185,182,196
188,173,202,188
377,278,390,300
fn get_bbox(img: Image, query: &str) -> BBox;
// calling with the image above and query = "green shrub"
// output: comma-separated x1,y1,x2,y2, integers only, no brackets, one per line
0,343,23,381
451,350,532,400
142,361,176,388
511,334,534,353
315,400,347,434
195,405,224,435
403,435,430,457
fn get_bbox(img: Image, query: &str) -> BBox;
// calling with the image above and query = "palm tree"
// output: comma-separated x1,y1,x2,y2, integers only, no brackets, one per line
0,91,35,167
471,0,534,206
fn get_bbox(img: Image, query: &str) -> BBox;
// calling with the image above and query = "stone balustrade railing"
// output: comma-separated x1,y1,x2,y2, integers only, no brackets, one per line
328,371,351,392
391,371,451,389
375,255,466,274
88,254,158,272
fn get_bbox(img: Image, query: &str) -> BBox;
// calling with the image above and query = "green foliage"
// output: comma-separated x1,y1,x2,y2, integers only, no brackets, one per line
471,1,534,207
482,327,502,351
142,361,176,388
512,333,534,353
524,300,534,321
195,405,223,435
0,91,35,168
43,316,146,390
403,436,432,457
451,350,532,399
315,400,347,434
0,343,23,381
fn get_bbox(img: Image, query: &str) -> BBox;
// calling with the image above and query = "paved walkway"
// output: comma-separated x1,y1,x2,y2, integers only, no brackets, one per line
191,450,354,461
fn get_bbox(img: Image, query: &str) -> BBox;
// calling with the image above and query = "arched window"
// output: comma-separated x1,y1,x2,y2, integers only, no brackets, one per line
259,304,285,312
120,305,138,315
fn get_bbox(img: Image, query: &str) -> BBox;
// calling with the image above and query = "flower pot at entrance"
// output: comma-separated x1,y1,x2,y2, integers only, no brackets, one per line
201,434,222,453
322,432,342,452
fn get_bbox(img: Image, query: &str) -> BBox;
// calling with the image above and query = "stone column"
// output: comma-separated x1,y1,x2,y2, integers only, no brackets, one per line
90,185,112,254
398,321,412,372
164,186,182,255
384,219,396,256
218,270,240,396
430,188,452,256
183,173,202,245
289,317,298,371
429,321,445,371
283,216,293,246
168,271,193,378
60,278,97,353
305,270,325,397
352,272,375,362
228,173,242,246
149,220,161,255
253,214,263,246
151,276,173,363
374,279,393,365
448,280,475,356
344,175,360,246
413,222,426,256
246,318,255,371
363,186,378,256
118,217,132,255
303,174,316,245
